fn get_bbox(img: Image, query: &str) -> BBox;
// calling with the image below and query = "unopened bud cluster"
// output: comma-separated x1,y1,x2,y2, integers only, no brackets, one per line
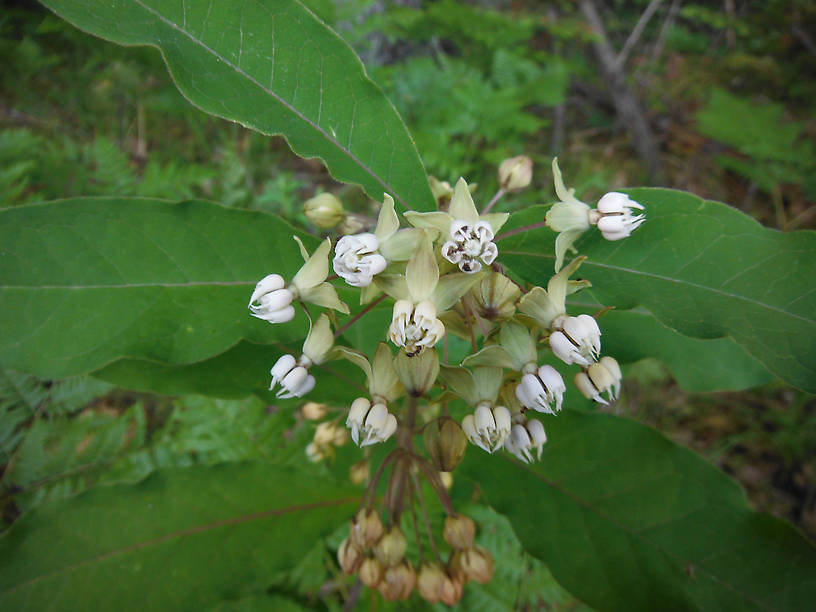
246,156,645,604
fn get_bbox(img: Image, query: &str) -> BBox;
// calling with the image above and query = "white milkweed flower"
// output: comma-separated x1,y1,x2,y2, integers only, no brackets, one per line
441,219,498,273
503,419,547,463
269,354,316,399
461,403,512,453
346,397,398,446
574,356,622,404
388,299,445,356
248,274,296,323
549,314,601,367
515,365,566,415
590,192,645,241
333,233,387,287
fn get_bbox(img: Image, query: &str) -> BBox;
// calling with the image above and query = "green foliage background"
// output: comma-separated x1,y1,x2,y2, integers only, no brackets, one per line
1,1,814,610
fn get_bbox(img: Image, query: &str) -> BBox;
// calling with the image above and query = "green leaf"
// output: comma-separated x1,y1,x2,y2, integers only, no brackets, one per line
40,0,434,211
459,411,816,611
498,189,816,392
94,340,366,403
0,462,358,610
581,308,775,392
0,198,314,378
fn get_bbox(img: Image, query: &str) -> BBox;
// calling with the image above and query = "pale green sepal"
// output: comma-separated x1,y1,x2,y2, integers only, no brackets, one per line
482,212,510,234
499,320,537,371
545,201,590,233
551,157,586,207
380,228,423,262
371,342,403,401
449,177,480,223
432,271,484,312
300,282,349,314
374,274,410,301
439,366,479,406
553,228,586,273
302,313,334,364
359,282,382,305
406,233,439,302
462,345,514,369
566,279,593,295
335,346,373,382
292,235,311,262
292,237,330,291
403,211,451,236
517,286,562,329
548,255,587,308
472,366,504,403
375,194,399,242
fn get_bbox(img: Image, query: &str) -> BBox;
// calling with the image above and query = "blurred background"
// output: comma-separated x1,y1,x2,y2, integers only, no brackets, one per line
1,0,814,607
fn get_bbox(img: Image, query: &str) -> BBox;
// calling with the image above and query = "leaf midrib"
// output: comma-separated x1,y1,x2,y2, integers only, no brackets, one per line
502,250,814,326
1,281,253,289
1,496,357,596
130,0,413,210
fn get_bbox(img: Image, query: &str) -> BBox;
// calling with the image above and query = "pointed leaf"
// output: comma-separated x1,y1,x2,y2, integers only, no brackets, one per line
0,463,358,610
498,190,816,392
459,410,816,611
40,0,434,210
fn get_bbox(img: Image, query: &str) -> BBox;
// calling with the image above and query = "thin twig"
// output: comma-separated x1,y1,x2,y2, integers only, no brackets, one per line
334,293,387,338
408,480,424,560
616,0,663,69
495,220,550,242
481,188,505,215
411,469,443,565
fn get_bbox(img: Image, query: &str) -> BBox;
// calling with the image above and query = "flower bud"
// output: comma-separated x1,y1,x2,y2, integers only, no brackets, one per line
303,193,345,229
498,155,533,191
460,546,494,583
374,526,407,567
417,562,446,603
443,514,476,549
349,460,369,485
473,272,521,320
301,402,328,420
423,417,468,472
313,421,339,447
439,572,464,605
394,348,440,397
337,538,364,574
358,556,383,588
379,560,416,601
439,471,454,489
350,508,384,549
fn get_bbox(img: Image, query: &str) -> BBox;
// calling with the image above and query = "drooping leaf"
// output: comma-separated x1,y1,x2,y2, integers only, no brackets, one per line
459,410,816,612
39,0,434,211
498,189,816,392
0,462,358,610
0,198,315,378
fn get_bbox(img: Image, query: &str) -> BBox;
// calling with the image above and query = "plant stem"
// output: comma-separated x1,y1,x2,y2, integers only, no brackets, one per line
411,469,443,565
481,188,505,214
495,220,550,242
333,293,387,338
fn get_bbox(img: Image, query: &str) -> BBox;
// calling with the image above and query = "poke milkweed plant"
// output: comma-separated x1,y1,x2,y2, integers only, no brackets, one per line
0,1,814,610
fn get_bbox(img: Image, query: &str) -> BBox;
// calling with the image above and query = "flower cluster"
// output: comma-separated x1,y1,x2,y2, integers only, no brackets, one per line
247,156,644,605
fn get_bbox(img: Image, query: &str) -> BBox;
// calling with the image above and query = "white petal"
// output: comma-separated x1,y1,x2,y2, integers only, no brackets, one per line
249,274,285,305
270,354,296,385
480,242,498,265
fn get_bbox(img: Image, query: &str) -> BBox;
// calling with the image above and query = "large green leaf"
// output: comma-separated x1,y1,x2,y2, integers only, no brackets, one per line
40,0,434,211
94,340,366,403
0,462,358,610
0,198,314,378
460,411,816,611
498,189,816,392
579,308,774,392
